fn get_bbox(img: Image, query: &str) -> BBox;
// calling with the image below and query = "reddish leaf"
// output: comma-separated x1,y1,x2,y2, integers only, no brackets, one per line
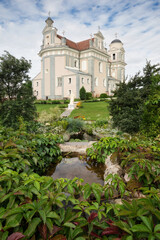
13,191,24,195
88,212,98,223
106,219,114,226
102,226,120,236
50,234,67,240
73,221,79,226
7,232,26,240
49,225,61,238
19,197,32,206
38,223,47,240
91,231,102,238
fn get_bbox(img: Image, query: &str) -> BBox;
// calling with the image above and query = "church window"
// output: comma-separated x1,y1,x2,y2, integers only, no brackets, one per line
68,78,71,84
69,90,71,95
87,78,90,84
74,60,78,68
113,54,116,60
37,91,38,96
95,77,98,86
36,82,38,86
99,62,102,73
81,78,84,84
112,69,115,77
82,61,86,71
57,77,62,87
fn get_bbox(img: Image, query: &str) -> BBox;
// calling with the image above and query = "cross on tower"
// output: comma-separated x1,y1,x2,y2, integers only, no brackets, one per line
115,32,118,38
48,11,51,17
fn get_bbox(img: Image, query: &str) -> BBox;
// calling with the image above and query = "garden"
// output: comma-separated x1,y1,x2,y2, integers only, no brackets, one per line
0,52,160,240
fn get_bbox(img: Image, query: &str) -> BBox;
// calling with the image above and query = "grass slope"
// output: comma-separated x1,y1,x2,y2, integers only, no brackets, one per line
69,101,110,121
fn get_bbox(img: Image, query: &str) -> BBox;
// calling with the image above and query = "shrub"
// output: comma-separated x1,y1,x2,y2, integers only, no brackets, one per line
100,93,108,98
110,62,160,134
38,106,61,123
66,118,84,132
79,86,86,100
86,92,92,100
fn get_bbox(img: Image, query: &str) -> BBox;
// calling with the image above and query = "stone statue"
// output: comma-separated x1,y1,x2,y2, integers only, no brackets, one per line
70,93,74,105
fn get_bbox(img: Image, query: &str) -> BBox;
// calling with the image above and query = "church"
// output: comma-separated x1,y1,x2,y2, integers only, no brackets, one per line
32,17,126,99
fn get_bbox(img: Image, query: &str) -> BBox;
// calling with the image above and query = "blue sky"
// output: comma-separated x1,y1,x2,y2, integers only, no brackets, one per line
0,0,160,79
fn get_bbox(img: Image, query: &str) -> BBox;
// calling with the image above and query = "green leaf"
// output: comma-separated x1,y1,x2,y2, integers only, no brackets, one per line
154,224,160,233
92,188,101,204
46,218,53,232
39,210,46,223
148,235,155,240
67,184,74,194
3,207,23,218
34,181,40,191
131,224,150,233
24,217,41,237
155,233,160,239
83,184,91,199
72,227,83,239
4,214,23,230
75,237,86,240
140,216,152,232
126,236,133,240
63,222,76,228
47,211,59,219
2,231,8,240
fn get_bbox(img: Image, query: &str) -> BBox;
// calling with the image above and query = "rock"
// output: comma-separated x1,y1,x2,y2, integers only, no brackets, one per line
104,155,123,184
114,198,123,205
92,130,104,140
63,132,70,142
59,141,96,155
124,173,131,182
133,191,146,198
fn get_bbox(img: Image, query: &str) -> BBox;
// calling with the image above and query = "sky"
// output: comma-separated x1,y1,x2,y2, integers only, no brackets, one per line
0,0,160,80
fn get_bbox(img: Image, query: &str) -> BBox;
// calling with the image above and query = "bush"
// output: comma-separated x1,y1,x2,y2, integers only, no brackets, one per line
110,62,160,134
38,106,61,123
66,118,84,132
100,93,108,98
86,92,92,100
79,86,86,100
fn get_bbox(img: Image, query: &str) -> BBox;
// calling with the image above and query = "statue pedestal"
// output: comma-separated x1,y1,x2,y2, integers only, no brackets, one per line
68,104,75,110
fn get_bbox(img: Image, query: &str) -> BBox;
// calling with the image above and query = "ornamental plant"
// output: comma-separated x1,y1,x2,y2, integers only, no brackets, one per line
79,86,86,100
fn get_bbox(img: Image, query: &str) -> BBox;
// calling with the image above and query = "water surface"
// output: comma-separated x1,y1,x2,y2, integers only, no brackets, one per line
48,157,104,185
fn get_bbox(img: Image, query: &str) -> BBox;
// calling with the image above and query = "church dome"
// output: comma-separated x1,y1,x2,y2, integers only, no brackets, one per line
45,17,54,27
111,39,122,44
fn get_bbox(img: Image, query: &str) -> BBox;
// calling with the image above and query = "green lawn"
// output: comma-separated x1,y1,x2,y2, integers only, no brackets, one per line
69,101,110,121
35,104,58,113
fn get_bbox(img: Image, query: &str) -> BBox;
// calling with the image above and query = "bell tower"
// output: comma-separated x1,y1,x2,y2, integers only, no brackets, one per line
108,36,126,82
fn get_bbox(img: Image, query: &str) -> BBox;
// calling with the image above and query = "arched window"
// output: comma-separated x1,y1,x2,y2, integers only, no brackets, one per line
74,60,78,68
99,62,102,73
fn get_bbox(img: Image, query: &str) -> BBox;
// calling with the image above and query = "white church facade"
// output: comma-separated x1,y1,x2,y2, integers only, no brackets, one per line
32,17,126,99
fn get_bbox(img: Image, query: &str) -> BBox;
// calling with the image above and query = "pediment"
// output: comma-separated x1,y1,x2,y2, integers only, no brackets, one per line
94,31,104,39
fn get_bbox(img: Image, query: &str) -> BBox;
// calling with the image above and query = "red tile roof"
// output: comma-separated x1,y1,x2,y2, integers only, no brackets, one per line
57,34,94,51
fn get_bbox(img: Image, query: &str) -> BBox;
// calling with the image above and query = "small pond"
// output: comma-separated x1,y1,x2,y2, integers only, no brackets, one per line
47,156,105,185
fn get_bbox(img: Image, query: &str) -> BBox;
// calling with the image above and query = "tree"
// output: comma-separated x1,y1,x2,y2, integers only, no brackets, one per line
79,86,86,100
0,51,37,128
109,61,160,134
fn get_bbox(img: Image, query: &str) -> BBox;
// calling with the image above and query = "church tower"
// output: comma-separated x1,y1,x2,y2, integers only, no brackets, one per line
108,38,126,82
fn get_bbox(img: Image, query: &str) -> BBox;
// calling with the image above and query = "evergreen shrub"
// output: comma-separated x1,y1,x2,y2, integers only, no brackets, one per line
79,86,86,100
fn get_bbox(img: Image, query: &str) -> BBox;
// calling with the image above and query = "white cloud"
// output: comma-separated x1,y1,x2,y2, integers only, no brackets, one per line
0,0,159,79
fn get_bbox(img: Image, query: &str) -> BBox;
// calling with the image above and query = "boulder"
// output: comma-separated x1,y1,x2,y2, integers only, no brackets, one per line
104,155,123,184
